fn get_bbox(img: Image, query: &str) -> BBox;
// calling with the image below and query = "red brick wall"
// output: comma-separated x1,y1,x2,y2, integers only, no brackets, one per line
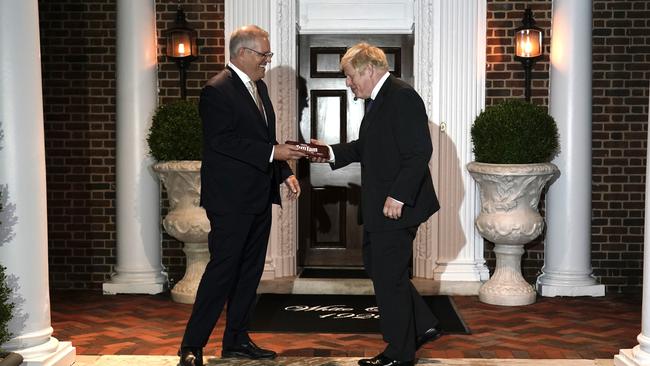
39,0,649,293
591,0,649,292
40,0,117,288
156,0,226,104
486,0,552,106
39,0,224,289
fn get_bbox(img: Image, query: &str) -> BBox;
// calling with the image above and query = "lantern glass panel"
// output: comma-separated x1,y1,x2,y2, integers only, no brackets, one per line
515,29,542,58
167,31,193,58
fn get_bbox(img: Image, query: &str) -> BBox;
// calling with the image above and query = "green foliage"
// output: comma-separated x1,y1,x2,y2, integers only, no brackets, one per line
0,266,13,348
147,100,202,161
0,190,14,349
471,99,560,164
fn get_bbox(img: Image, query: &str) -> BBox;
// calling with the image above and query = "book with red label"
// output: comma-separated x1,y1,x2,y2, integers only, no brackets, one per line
285,140,330,160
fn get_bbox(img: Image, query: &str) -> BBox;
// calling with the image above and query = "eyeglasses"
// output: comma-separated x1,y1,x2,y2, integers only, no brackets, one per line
242,47,274,59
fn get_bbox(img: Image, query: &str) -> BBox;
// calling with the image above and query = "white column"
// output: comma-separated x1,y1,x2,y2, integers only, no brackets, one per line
0,1,75,365
413,0,489,286
103,0,167,294
613,84,650,366
536,0,604,297
225,0,299,279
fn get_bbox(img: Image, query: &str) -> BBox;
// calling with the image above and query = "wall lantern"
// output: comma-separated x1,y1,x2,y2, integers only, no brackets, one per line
165,6,198,100
514,8,543,102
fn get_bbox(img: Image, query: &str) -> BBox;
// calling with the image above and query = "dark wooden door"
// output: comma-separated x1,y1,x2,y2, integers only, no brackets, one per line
297,35,410,267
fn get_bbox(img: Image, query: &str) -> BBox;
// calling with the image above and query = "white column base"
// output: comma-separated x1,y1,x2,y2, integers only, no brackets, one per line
102,266,167,295
17,339,75,366
415,279,483,296
433,262,490,282
615,347,650,366
262,257,277,280
103,278,166,295
536,278,605,297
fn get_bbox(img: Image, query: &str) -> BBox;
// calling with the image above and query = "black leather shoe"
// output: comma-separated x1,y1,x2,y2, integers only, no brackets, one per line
416,327,442,350
221,340,277,359
178,347,203,366
358,353,414,366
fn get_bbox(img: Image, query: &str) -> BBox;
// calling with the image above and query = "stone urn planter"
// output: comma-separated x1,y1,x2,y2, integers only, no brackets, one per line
467,162,558,306
153,161,210,304
0,352,23,366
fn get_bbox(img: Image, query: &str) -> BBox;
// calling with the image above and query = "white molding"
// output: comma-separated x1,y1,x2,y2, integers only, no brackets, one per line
269,0,299,278
224,0,298,280
414,0,488,283
298,0,413,34
224,0,271,61
413,0,437,279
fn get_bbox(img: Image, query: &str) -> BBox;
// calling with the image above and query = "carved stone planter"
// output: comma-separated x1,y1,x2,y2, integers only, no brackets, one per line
467,162,558,306
153,161,210,304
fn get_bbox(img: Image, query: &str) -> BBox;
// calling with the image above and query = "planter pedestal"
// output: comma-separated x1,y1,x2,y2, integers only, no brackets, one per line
0,352,23,366
154,161,210,304
467,162,558,306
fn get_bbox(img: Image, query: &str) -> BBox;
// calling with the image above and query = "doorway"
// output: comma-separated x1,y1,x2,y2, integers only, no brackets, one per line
296,34,414,268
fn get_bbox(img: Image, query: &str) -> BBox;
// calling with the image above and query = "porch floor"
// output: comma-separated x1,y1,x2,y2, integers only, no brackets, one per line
50,289,639,365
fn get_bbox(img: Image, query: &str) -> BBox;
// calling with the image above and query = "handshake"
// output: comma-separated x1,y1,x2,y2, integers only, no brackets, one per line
285,140,329,159
274,139,330,162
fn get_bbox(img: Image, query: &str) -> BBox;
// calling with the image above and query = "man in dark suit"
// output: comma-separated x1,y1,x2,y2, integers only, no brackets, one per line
311,43,442,366
178,25,306,366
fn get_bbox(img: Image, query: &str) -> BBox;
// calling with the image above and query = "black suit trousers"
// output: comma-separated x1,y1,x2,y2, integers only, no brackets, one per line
363,227,438,361
181,205,272,349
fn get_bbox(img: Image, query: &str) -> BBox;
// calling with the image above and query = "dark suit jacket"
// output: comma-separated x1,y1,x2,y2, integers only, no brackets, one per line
199,66,293,214
331,75,440,232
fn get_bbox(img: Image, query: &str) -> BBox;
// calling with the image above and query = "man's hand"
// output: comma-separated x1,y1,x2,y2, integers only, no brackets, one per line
308,139,330,163
383,196,403,220
274,144,307,161
284,175,301,200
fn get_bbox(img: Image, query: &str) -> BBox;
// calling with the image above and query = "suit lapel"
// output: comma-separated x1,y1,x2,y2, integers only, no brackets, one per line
360,75,393,136
227,66,270,130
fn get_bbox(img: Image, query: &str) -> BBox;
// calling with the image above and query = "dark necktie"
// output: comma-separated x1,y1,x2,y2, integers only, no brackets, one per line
365,98,374,114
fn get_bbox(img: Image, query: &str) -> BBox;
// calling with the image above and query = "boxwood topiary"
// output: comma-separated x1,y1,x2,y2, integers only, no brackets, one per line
147,99,202,161
471,99,559,164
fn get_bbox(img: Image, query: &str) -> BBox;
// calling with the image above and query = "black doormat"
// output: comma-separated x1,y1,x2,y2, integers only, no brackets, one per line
300,267,369,279
250,294,469,334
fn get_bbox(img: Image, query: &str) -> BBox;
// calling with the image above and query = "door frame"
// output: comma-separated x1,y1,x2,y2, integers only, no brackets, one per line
225,0,489,286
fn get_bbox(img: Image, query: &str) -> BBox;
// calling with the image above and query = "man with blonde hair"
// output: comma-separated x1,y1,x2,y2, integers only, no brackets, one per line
311,43,442,366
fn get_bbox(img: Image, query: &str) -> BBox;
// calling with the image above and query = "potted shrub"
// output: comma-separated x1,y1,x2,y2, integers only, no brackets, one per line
0,191,23,366
467,99,559,306
147,100,210,304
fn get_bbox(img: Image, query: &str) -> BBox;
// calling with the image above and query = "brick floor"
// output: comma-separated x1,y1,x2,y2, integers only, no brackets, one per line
50,290,640,359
